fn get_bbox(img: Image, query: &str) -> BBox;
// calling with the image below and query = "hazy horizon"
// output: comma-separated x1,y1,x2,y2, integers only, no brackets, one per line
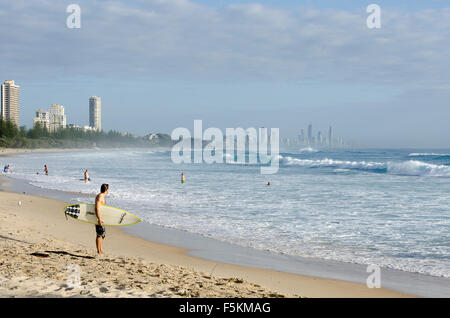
1,0,449,148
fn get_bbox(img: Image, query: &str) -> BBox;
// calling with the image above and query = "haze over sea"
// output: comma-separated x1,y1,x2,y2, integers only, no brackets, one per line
4,148,450,278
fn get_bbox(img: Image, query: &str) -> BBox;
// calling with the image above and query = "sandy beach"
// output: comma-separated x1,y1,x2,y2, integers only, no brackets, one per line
0,185,414,298
0,148,93,156
0,147,169,157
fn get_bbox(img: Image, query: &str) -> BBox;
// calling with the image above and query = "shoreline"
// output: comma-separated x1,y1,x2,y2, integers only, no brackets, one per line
0,177,415,297
3,147,449,297
0,146,171,157
0,147,96,157
0,190,288,298
0,175,415,297
125,222,450,298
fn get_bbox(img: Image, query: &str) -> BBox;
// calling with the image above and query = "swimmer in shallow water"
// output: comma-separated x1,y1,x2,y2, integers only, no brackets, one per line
84,169,90,183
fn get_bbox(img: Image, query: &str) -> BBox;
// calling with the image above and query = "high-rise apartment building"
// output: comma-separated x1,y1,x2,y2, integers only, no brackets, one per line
33,109,50,129
89,96,101,131
1,80,20,126
49,104,67,132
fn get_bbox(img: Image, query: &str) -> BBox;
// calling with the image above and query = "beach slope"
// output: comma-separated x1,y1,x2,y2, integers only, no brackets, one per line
0,190,413,298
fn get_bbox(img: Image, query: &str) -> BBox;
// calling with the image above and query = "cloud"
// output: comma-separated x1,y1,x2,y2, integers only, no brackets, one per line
0,0,449,87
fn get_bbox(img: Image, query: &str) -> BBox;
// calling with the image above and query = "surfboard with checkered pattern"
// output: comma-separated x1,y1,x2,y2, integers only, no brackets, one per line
64,203,141,226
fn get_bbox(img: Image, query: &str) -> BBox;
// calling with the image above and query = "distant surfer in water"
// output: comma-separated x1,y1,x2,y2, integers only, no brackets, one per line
267,182,271,186
95,183,109,254
44,165,48,176
181,172,185,184
84,169,90,183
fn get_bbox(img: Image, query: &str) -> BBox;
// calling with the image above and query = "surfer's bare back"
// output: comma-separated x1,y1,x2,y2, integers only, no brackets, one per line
95,184,109,254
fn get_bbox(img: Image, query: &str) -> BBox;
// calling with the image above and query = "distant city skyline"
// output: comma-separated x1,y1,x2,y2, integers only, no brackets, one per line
282,124,350,148
1,1,449,148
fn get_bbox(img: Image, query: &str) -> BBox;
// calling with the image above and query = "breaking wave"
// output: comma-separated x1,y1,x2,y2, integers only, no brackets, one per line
299,147,319,154
279,156,450,177
387,160,450,177
408,153,450,157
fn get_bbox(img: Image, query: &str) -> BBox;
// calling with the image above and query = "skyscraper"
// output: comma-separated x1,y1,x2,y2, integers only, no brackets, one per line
307,124,312,145
328,126,332,147
33,109,50,129
299,129,304,145
49,104,67,132
1,80,20,126
89,96,101,131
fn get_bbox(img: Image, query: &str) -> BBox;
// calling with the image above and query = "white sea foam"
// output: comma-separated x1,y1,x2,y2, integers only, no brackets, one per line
279,156,386,171
408,153,450,157
299,147,319,153
387,160,450,177
279,156,450,177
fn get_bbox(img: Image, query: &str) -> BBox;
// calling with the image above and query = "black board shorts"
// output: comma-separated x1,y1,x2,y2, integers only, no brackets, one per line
95,225,106,239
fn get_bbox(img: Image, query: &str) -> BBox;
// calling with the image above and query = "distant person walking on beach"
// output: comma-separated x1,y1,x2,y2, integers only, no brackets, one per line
95,184,109,255
44,165,48,176
84,169,90,183
181,172,185,184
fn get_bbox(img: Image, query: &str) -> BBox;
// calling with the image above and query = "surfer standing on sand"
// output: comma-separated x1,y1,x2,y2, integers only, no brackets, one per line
95,184,109,254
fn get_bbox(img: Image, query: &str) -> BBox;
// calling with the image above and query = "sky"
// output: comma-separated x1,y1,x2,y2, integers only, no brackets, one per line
0,0,449,148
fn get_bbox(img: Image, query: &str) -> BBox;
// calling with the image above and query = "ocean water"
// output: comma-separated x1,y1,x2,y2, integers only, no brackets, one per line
3,148,450,278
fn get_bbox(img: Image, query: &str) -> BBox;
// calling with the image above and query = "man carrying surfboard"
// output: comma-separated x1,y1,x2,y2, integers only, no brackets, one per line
95,184,109,254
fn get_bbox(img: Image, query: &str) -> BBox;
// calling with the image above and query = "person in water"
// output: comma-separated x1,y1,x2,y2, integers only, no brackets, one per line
3,165,10,173
181,172,185,184
84,169,90,183
267,182,271,186
44,165,48,176
95,184,109,254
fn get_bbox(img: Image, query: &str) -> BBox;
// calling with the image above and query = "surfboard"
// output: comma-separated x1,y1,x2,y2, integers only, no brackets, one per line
64,203,141,226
